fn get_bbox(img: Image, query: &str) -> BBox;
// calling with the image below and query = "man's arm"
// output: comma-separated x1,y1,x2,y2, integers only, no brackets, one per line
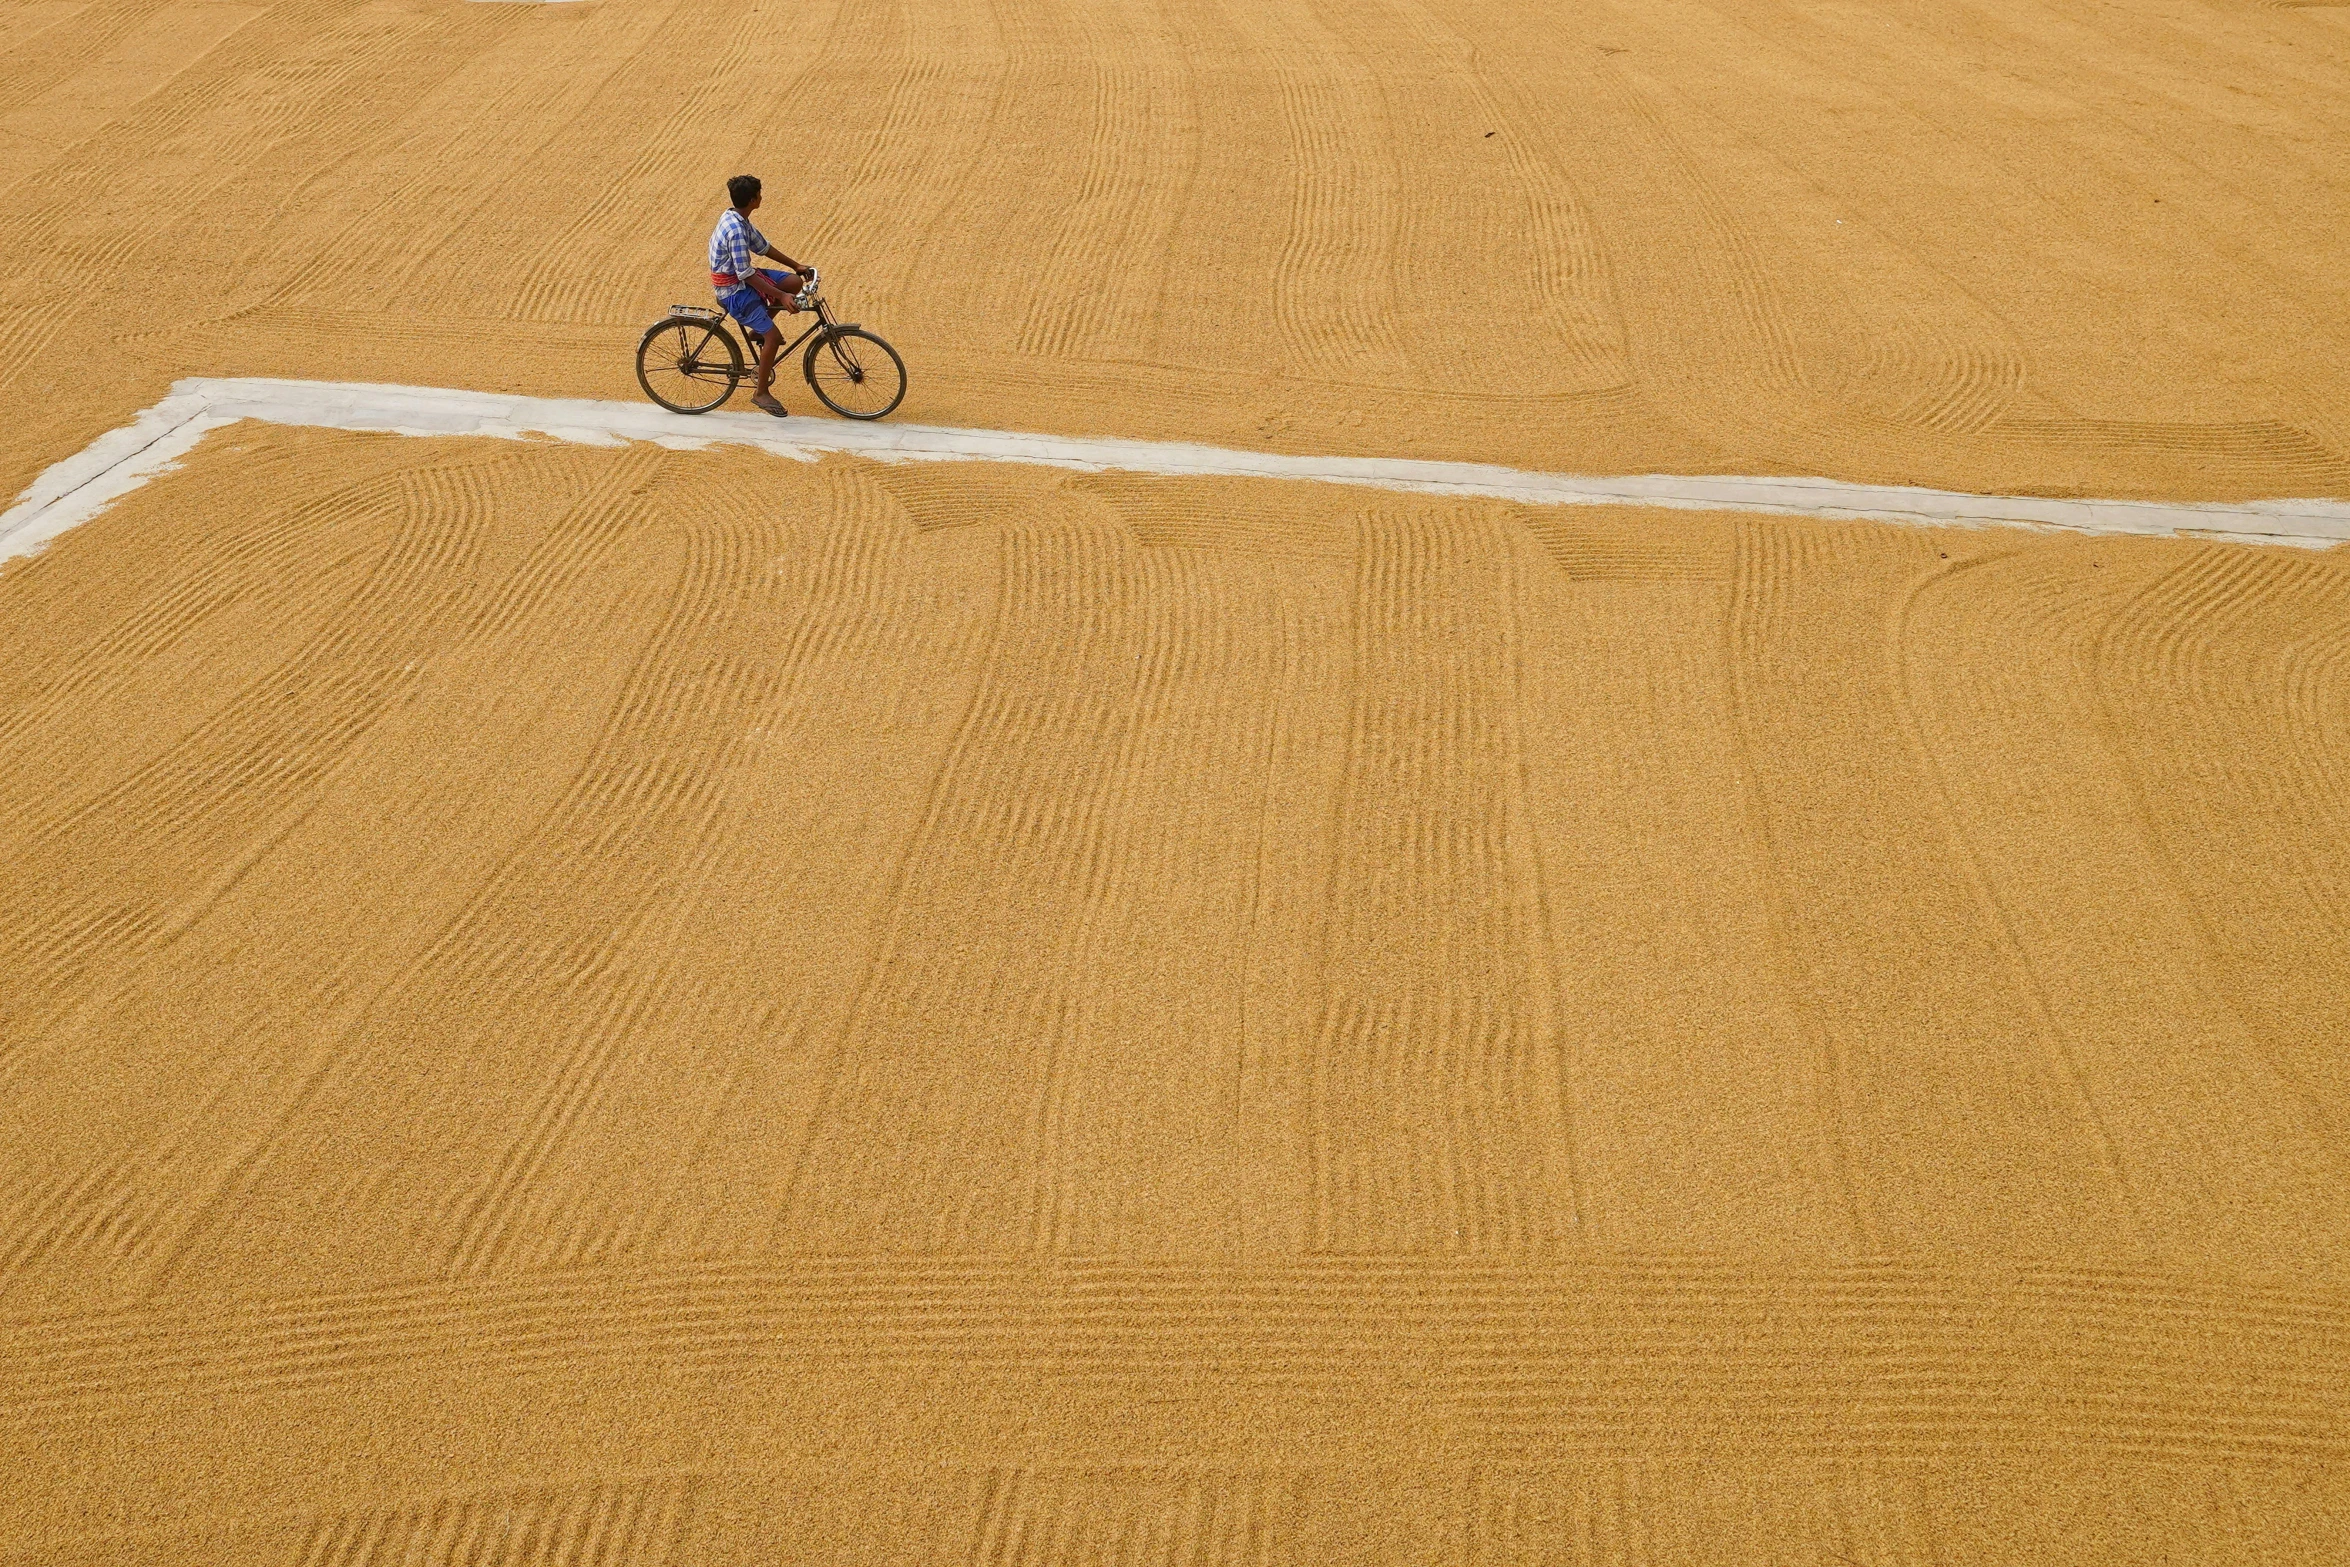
748,242,807,307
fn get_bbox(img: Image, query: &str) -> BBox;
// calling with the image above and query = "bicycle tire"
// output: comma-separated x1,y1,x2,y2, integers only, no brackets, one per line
636,316,742,414
802,326,907,420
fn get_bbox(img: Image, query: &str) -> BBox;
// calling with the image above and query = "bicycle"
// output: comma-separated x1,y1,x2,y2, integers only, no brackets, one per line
633,268,907,420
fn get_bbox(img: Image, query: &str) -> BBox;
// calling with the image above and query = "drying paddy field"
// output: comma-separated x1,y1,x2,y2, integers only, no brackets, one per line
2,0,2348,1560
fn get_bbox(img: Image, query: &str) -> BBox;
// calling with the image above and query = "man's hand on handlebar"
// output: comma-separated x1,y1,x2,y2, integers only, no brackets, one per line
753,265,815,312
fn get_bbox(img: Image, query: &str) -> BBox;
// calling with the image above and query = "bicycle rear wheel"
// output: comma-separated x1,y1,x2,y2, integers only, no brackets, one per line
636,317,741,414
803,327,906,420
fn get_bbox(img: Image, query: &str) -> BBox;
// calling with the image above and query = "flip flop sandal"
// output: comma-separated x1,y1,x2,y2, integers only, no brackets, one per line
750,390,788,417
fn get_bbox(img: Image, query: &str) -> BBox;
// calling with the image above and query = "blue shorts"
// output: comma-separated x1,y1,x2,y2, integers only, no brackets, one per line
718,270,791,339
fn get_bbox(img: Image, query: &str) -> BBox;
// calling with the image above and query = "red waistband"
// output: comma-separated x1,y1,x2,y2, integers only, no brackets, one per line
711,271,739,287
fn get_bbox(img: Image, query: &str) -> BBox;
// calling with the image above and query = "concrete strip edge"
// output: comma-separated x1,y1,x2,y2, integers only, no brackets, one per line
5,377,2348,563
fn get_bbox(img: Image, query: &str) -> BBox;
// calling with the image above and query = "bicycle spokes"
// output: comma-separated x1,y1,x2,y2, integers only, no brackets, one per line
635,316,742,414
802,327,905,419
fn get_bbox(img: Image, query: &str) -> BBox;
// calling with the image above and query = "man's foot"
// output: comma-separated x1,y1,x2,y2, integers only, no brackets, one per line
751,389,787,417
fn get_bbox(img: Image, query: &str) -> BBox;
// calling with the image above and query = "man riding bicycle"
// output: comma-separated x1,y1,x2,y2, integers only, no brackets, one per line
710,174,812,417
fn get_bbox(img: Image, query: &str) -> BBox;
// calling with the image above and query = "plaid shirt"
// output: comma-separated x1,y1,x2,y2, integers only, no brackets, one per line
708,208,768,291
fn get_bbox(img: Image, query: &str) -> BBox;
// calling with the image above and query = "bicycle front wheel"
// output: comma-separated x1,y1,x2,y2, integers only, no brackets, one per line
636,317,741,414
803,327,907,420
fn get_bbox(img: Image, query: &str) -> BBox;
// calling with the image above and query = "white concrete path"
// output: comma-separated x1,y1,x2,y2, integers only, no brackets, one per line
5,377,2347,563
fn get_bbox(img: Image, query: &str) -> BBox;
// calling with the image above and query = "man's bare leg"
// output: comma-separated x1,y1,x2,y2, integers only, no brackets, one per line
748,269,805,415
752,323,787,415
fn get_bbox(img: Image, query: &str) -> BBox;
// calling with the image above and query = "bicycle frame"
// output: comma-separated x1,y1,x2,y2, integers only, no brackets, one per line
764,294,856,358
773,306,830,360
668,294,852,362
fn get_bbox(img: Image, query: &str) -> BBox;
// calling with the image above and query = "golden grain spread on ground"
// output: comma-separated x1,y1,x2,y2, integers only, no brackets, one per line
2,0,2348,1559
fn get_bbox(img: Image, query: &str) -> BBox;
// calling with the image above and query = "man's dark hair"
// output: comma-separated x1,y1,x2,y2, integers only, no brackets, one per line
727,174,761,210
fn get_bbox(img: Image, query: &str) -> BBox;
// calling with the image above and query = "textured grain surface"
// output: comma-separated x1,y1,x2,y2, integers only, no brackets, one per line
5,0,2350,1555
3,429,2348,1559
3,0,2350,502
